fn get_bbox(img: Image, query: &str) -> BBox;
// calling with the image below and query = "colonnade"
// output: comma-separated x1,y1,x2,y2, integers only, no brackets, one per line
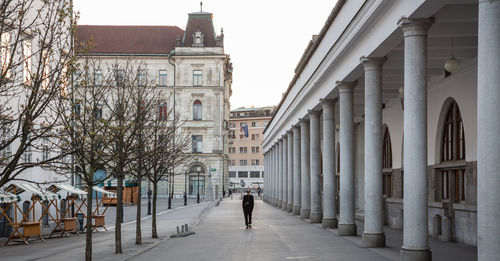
263,10,500,260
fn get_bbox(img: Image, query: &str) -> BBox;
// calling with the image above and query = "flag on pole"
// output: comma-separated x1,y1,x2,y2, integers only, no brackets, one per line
240,124,249,137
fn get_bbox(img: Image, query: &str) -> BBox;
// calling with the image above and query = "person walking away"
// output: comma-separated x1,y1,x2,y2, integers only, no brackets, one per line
257,187,262,199
242,189,254,229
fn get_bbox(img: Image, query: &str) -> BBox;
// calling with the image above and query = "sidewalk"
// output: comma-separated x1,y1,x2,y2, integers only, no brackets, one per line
131,199,477,261
0,199,214,261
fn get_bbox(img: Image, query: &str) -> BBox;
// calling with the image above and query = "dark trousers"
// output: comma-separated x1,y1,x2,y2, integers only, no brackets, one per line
243,208,252,226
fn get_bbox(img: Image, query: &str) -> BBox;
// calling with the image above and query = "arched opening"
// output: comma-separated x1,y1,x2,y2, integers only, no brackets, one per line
382,126,393,198
438,99,466,203
189,164,206,197
193,100,202,120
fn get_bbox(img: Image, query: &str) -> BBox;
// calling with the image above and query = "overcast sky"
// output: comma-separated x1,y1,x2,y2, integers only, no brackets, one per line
73,0,337,110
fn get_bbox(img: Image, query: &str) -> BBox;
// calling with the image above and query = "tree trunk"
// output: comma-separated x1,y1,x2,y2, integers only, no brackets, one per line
135,173,142,245
85,186,93,261
115,172,123,254
152,182,158,238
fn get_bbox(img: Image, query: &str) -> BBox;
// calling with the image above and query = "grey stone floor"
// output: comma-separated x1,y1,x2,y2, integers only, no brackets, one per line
132,199,477,261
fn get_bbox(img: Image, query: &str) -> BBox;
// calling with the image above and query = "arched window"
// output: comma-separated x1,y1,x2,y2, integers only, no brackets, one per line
193,100,202,120
439,99,466,202
382,127,392,197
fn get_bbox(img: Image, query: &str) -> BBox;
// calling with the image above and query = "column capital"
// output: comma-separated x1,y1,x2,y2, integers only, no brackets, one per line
398,18,434,37
336,81,356,92
299,117,310,123
320,98,337,106
308,109,321,117
360,56,387,70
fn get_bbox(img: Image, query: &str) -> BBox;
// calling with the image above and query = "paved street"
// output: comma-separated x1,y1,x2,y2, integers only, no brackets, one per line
0,199,213,261
132,199,477,261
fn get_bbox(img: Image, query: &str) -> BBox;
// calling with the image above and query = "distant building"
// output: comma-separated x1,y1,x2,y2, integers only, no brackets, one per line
228,106,274,191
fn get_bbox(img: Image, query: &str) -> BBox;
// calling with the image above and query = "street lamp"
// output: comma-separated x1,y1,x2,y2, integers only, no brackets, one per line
184,171,188,206
196,166,201,203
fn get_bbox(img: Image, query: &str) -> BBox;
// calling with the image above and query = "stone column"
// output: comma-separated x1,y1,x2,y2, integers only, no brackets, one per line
287,131,294,212
361,57,386,247
278,140,283,208
292,125,302,215
309,111,323,223
264,152,267,203
275,144,280,207
321,99,337,228
478,1,500,260
270,148,274,204
398,18,433,260
271,146,276,205
282,135,288,210
361,56,386,247
300,118,311,220
338,81,356,236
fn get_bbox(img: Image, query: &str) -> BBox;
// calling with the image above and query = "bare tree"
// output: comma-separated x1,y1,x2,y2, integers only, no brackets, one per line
143,101,191,238
0,0,76,187
56,56,116,261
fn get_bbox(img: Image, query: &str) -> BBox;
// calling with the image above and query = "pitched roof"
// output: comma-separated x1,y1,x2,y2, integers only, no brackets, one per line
181,12,218,47
76,25,184,55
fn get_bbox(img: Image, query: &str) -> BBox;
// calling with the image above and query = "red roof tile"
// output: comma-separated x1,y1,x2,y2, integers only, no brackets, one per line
76,25,184,55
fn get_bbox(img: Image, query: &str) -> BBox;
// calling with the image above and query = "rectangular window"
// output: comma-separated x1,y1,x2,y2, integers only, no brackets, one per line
159,103,168,121
250,171,260,178
251,134,259,141
251,122,257,127
192,135,203,153
251,147,259,153
251,159,257,166
41,50,50,90
138,70,147,86
238,171,248,178
239,122,247,127
159,70,167,86
23,145,32,163
1,32,11,77
229,122,236,129
229,147,235,154
94,69,102,86
261,171,264,178
193,70,203,86
94,104,102,120
239,160,247,166
74,100,81,116
229,171,236,178
23,41,31,85
230,160,236,166
239,147,247,154
115,69,124,86
42,138,50,161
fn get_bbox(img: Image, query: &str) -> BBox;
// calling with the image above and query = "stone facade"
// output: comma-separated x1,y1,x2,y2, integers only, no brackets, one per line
76,9,232,200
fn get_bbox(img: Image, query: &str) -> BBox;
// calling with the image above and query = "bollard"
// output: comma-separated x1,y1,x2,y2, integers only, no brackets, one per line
185,224,189,232
181,225,185,233
176,226,180,235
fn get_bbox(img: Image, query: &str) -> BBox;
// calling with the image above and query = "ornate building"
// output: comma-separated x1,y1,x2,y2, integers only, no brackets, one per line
76,8,232,200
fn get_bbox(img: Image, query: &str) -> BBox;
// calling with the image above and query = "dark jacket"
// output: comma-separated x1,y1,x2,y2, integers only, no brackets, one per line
242,194,254,211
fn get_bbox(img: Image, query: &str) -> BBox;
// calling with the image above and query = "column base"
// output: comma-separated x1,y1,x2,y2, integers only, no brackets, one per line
400,248,432,261
293,205,301,216
309,212,323,223
282,202,287,210
300,209,310,220
278,200,283,208
338,223,357,236
286,203,293,212
362,232,386,247
322,218,338,228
